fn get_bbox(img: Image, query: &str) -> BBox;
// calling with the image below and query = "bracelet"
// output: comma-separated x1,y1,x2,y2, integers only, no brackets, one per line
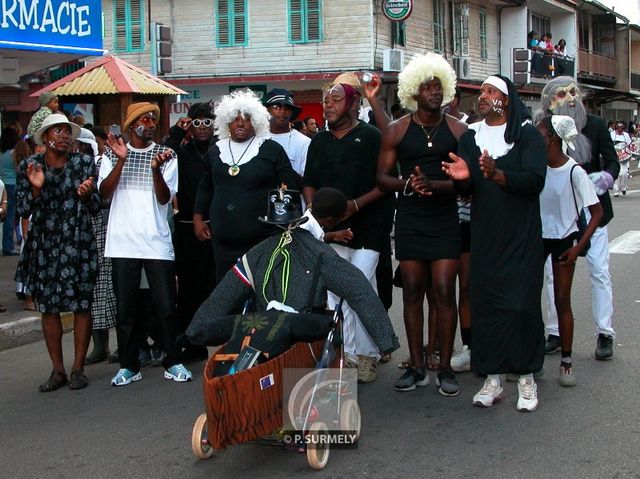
352,199,359,213
402,178,414,197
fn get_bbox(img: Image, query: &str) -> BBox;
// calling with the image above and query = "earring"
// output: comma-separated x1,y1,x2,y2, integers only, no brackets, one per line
48,141,55,148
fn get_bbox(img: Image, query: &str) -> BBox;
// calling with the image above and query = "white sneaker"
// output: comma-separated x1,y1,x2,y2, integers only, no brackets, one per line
450,345,471,372
517,377,538,412
557,363,577,387
473,378,503,407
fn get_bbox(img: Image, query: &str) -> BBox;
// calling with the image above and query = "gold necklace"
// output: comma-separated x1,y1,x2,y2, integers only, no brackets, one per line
415,113,443,148
227,136,255,176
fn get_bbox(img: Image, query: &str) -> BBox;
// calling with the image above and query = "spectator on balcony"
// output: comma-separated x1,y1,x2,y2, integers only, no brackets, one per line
527,31,539,50
537,34,555,53
555,39,568,57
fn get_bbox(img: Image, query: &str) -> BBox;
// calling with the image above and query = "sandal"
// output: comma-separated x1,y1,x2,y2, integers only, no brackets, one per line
426,352,440,371
39,371,68,392
398,357,411,369
0,304,6,313
69,370,89,390
398,345,430,369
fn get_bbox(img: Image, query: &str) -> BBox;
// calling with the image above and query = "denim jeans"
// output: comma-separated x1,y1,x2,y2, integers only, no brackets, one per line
112,258,181,371
2,184,16,254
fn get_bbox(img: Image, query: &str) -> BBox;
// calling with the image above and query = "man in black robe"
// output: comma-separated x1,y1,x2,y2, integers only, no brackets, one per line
444,75,547,412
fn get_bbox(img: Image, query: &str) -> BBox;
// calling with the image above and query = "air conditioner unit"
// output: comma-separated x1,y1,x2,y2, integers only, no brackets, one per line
383,49,405,72
452,56,471,80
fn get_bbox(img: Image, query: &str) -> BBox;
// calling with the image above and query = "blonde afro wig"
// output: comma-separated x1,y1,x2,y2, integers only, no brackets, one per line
214,88,271,139
398,53,457,111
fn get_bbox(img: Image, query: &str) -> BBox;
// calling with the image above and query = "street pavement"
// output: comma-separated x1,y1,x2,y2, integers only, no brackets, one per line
1,177,639,478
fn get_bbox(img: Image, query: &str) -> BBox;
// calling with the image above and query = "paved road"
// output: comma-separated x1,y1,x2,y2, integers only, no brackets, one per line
1,183,639,478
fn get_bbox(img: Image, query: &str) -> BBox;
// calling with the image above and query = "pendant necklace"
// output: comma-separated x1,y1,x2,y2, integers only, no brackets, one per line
227,136,255,176
415,113,443,148
44,158,68,178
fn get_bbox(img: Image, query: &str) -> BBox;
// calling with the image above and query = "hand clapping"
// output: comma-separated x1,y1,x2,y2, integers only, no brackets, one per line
26,162,45,189
442,153,470,181
77,178,94,200
478,149,497,179
151,150,173,170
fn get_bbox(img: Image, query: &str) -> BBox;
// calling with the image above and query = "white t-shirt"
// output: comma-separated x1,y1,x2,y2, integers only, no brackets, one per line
469,120,514,159
98,142,178,260
270,129,310,176
540,158,599,239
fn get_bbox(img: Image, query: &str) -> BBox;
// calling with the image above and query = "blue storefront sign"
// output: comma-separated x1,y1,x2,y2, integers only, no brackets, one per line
0,0,103,55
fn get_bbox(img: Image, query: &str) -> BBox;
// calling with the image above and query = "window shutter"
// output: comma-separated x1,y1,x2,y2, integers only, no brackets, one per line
129,0,143,51
290,0,303,42
114,0,127,51
114,0,143,52
307,0,321,41
217,0,230,46
433,0,444,53
233,0,246,44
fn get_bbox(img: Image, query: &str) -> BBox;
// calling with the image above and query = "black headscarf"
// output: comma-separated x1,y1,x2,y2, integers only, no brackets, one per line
492,75,528,144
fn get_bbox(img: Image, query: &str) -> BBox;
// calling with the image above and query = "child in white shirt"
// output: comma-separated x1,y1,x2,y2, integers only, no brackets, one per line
536,115,603,387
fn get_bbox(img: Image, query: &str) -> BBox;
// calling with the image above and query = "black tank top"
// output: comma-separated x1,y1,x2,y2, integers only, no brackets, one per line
396,117,458,214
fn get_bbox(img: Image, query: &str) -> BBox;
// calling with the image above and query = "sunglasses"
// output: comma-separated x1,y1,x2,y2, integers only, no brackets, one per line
192,118,214,128
268,104,291,111
139,115,158,125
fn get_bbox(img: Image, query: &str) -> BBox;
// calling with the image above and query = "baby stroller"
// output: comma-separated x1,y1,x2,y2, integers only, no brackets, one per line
190,299,361,470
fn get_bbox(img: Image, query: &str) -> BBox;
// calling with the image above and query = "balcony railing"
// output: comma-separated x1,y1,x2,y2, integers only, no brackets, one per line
530,51,575,78
578,48,616,80
631,70,640,90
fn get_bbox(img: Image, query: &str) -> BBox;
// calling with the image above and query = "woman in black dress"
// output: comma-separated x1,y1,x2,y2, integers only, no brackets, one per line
193,89,298,282
16,114,101,391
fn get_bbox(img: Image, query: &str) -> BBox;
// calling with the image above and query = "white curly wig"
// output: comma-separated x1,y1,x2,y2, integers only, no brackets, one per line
213,89,271,139
398,53,457,111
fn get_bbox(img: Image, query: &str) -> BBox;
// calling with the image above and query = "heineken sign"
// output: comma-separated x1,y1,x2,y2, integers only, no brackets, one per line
382,0,413,22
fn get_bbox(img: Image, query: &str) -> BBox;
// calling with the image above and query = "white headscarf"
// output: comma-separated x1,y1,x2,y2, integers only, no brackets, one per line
550,115,578,154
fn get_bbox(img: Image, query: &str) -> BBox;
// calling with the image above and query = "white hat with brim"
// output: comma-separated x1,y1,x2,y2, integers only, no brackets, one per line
33,113,81,147
76,128,99,156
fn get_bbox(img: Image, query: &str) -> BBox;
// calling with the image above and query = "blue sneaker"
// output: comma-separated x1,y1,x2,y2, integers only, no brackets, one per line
111,368,142,386
164,363,193,382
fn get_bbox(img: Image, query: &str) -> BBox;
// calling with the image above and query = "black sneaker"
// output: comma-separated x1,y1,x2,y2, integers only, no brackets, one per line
436,369,460,397
394,367,430,392
595,334,613,360
545,334,561,355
